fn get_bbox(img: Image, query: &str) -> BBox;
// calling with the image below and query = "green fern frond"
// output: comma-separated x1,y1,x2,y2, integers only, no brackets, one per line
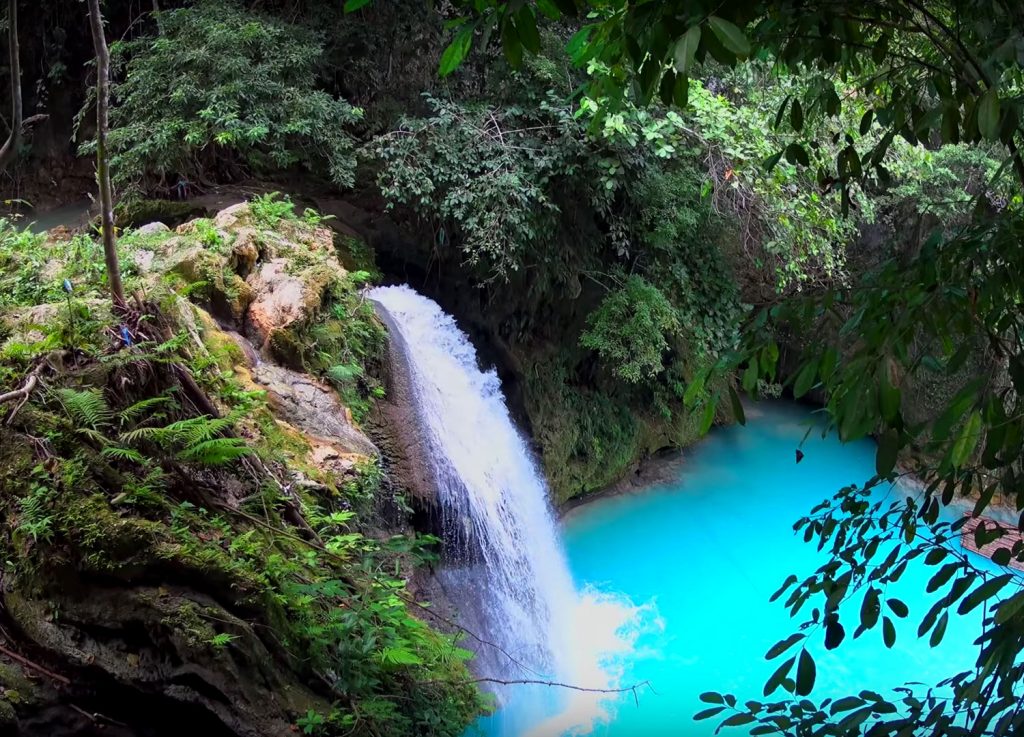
101,446,147,463
75,427,114,446
119,426,167,445
177,437,251,466
119,395,176,424
56,388,114,430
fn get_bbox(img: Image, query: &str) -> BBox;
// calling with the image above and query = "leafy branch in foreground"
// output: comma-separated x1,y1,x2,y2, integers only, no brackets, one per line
694,204,1024,733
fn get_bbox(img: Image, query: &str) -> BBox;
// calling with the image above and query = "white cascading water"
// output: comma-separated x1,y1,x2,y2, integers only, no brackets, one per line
369,285,639,736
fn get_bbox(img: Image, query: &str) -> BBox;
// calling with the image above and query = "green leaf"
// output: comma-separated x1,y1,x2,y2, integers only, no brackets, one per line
958,574,1013,615
763,655,794,696
699,692,725,704
535,0,562,20
707,16,750,59
875,430,899,477
926,562,959,593
728,384,746,425
501,18,523,68
694,706,726,720
995,590,1024,624
978,88,1001,141
720,714,756,728
793,360,817,398
859,110,874,135
515,6,541,54
795,649,816,696
859,587,881,630
566,26,593,64
785,143,810,167
790,99,804,132
439,25,474,77
886,598,909,618
929,611,948,647
700,397,717,435
765,632,805,660
951,410,982,468
343,0,372,12
762,150,784,171
673,73,690,108
878,362,900,423
882,616,896,648
674,26,701,75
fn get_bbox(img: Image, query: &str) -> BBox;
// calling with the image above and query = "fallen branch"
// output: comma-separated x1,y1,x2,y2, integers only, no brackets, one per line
462,678,652,707
68,703,130,728
0,642,70,686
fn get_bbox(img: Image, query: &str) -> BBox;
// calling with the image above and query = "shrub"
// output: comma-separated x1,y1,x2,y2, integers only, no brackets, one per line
93,1,361,195
580,275,679,383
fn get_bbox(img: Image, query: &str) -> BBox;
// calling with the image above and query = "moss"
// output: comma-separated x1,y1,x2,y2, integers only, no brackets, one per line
56,492,168,576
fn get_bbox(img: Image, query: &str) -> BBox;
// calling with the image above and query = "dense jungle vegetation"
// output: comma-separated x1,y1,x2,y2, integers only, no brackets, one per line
1,0,1024,735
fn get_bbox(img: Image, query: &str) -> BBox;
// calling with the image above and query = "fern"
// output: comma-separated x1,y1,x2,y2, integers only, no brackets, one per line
176,437,251,465
101,446,147,463
119,395,175,424
55,388,114,430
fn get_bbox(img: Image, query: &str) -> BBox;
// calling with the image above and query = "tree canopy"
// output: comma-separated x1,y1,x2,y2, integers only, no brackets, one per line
409,0,1024,733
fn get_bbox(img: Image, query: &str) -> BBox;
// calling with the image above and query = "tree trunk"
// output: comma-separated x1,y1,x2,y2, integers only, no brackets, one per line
86,0,125,308
0,0,23,170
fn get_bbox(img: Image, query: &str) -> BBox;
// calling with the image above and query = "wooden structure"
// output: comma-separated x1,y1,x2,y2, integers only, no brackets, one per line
961,514,1024,572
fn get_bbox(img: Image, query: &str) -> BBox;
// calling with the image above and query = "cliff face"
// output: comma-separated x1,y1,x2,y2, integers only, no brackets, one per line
0,201,481,737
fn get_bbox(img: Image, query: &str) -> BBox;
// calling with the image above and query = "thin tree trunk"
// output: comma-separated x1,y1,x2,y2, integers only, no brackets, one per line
86,0,125,308
0,0,22,170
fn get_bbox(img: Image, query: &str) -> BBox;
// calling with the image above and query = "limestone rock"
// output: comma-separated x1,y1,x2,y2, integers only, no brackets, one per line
252,361,377,458
213,202,251,230
135,221,171,236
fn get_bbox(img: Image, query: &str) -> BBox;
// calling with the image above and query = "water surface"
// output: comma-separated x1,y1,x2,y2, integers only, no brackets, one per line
481,401,995,736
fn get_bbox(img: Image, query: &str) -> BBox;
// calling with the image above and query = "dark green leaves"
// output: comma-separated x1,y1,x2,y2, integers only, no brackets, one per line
875,430,899,477
790,99,804,132
766,632,805,660
958,574,1013,615
785,143,810,167
343,0,372,12
707,16,750,59
795,649,816,696
951,411,982,468
882,616,896,648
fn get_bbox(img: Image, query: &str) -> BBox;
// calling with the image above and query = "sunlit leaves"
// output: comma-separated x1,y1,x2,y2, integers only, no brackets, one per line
439,25,475,76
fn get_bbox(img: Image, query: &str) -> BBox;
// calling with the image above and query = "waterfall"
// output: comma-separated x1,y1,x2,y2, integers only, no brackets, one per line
369,285,575,679
370,285,639,736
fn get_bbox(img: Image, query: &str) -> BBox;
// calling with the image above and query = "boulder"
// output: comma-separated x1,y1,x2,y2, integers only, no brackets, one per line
135,221,171,236
252,361,377,458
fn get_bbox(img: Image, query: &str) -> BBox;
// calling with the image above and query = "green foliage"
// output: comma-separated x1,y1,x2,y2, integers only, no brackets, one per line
371,93,573,276
249,192,298,229
440,0,1024,209
634,164,741,358
97,0,361,195
580,275,678,383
